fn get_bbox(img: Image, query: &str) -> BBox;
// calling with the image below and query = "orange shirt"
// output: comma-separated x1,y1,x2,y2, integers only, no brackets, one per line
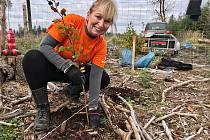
47,14,107,68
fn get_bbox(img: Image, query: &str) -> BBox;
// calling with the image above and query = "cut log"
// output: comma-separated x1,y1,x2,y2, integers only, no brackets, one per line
0,63,14,82
15,55,26,82
198,38,210,44
0,68,5,86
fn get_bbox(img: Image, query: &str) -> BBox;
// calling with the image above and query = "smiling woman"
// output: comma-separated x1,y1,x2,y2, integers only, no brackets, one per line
22,0,118,131
86,0,118,37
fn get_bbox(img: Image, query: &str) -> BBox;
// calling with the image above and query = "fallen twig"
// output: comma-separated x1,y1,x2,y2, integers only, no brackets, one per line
174,112,197,119
185,127,204,140
100,94,127,140
125,120,133,140
117,75,131,87
106,97,130,113
11,95,32,106
17,110,37,118
24,122,34,133
161,78,210,102
155,112,197,122
125,131,133,140
0,93,14,101
143,116,156,129
0,120,15,126
0,88,2,108
47,82,62,92
162,120,174,140
118,95,153,140
0,109,23,120
171,104,185,112
128,116,141,140
52,101,69,113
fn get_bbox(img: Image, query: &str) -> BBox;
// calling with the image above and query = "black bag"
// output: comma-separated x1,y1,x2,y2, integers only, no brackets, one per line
157,58,193,71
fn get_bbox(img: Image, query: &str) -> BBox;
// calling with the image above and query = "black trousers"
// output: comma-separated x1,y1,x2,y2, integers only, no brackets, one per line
22,50,110,90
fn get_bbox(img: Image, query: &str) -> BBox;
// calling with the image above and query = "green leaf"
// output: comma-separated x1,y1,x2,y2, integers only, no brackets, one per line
74,53,80,59
58,46,65,52
66,45,73,51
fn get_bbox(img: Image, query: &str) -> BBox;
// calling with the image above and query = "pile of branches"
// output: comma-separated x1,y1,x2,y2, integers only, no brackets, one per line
100,93,153,140
100,88,202,140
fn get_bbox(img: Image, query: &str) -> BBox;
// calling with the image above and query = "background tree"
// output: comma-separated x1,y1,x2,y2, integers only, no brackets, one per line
0,0,11,55
168,1,210,40
150,0,174,22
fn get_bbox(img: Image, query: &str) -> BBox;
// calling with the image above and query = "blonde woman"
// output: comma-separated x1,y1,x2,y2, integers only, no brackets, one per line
23,0,118,131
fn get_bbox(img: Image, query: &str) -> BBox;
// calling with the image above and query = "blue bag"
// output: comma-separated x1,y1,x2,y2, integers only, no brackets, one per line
120,48,132,66
135,52,155,68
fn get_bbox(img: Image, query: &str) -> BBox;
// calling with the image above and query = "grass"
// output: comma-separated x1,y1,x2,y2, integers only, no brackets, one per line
137,70,153,89
0,118,21,140
16,33,46,54
178,30,203,44
125,96,135,106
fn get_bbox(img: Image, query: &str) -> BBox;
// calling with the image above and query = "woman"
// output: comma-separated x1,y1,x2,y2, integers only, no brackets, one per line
22,0,118,131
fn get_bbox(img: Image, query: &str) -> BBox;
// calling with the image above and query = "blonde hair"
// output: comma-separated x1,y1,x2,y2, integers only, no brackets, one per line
89,0,118,24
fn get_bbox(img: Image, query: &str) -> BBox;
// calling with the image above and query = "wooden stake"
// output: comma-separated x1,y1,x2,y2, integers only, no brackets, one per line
82,85,89,126
132,34,136,72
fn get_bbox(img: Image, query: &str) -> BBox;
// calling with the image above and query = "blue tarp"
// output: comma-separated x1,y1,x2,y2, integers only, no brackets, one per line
181,42,193,49
120,48,155,68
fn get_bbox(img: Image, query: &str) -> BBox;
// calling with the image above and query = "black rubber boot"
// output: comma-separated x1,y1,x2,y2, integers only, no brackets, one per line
62,84,82,104
89,107,100,128
32,87,50,131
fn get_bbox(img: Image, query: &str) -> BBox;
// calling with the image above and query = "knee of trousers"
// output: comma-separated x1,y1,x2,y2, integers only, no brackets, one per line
22,50,46,71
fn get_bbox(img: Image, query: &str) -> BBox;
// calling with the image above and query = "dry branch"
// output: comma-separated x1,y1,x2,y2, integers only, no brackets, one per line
47,82,62,92
117,75,131,87
0,120,15,126
0,93,14,101
0,109,23,120
162,120,174,140
100,95,127,140
17,110,36,118
171,104,184,112
106,97,130,113
118,95,153,140
155,112,197,122
125,131,133,140
24,122,34,133
161,78,210,102
11,95,32,106
185,127,204,140
52,101,69,113
174,112,197,119
128,116,141,140
143,116,156,129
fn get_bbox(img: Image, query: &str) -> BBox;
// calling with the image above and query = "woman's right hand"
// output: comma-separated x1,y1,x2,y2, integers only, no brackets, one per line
66,66,85,85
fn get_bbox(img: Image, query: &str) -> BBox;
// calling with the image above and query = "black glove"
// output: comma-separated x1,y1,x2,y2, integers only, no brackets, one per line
66,65,85,85
62,84,82,103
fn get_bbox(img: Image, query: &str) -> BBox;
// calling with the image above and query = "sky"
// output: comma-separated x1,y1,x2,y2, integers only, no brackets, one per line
7,0,208,33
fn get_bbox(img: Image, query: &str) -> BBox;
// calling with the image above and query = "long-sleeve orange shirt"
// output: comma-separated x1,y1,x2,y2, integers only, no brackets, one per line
47,14,107,68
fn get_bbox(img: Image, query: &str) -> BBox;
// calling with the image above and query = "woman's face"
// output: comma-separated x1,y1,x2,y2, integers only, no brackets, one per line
86,6,112,37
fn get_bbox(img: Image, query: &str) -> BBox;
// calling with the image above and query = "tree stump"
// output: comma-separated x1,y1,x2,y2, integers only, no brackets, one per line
0,68,5,86
0,62,14,84
0,55,26,85
15,55,26,82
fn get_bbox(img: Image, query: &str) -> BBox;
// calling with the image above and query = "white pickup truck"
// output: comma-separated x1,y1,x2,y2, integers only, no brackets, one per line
143,22,180,55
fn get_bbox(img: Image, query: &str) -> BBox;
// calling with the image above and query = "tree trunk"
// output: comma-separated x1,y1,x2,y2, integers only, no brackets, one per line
0,0,7,55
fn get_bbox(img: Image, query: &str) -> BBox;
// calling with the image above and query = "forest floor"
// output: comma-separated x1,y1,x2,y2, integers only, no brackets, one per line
0,48,210,140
